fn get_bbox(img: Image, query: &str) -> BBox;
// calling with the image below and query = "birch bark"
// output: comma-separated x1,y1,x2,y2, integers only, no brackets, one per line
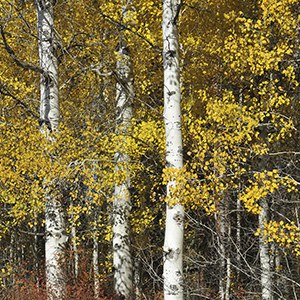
70,199,78,279
216,198,231,300
162,1,184,299
259,198,272,300
113,1,133,298
36,1,67,299
93,223,100,299
258,73,274,300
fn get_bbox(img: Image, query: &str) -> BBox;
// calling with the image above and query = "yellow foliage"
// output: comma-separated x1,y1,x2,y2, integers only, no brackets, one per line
239,170,297,214
259,220,300,256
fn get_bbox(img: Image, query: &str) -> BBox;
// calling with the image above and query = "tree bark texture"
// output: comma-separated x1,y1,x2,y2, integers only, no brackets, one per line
162,0,184,299
36,1,67,299
113,1,134,297
259,198,272,300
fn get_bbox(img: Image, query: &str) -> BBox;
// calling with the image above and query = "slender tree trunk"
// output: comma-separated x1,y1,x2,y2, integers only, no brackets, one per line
70,199,78,280
216,198,231,300
259,198,272,300
236,87,243,281
258,73,274,300
217,212,225,300
9,233,15,292
236,194,241,275
225,229,231,300
36,0,59,132
93,218,100,299
113,2,133,298
134,257,141,299
162,1,184,299
34,215,41,291
36,1,67,299
71,225,78,279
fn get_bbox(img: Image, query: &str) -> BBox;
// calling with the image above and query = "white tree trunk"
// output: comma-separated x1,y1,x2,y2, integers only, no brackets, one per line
217,212,225,300
113,2,133,297
70,199,78,279
259,198,272,300
34,215,41,291
162,1,184,299
93,226,100,299
36,1,67,299
236,193,241,275
134,257,141,299
36,0,59,132
71,225,78,279
45,196,67,300
216,199,231,300
225,231,231,300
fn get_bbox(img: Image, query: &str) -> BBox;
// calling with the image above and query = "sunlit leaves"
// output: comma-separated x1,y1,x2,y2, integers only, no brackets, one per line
240,170,297,214
256,220,300,256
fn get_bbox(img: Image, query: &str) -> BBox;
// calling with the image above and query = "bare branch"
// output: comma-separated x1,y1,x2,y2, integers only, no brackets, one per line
0,25,44,74
99,11,161,52
0,81,39,118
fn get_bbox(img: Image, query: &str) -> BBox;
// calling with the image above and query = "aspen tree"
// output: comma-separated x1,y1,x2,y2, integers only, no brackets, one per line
162,0,184,298
93,218,100,299
259,198,272,300
258,72,275,300
1,0,300,297
216,198,231,300
113,1,134,298
35,1,67,299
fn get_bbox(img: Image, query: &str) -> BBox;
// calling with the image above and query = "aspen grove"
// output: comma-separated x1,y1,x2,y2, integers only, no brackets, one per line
0,0,299,299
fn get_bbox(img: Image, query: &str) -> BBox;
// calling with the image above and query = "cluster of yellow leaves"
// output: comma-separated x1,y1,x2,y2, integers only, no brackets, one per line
256,220,300,256
223,0,297,77
162,167,215,214
0,263,12,288
131,206,155,234
240,170,297,214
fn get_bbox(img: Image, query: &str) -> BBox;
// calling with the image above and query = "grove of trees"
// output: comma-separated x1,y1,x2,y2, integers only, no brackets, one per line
0,0,299,299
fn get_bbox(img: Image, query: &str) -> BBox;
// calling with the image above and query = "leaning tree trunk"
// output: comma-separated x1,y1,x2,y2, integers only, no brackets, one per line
162,0,184,299
36,1,67,299
113,1,134,298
